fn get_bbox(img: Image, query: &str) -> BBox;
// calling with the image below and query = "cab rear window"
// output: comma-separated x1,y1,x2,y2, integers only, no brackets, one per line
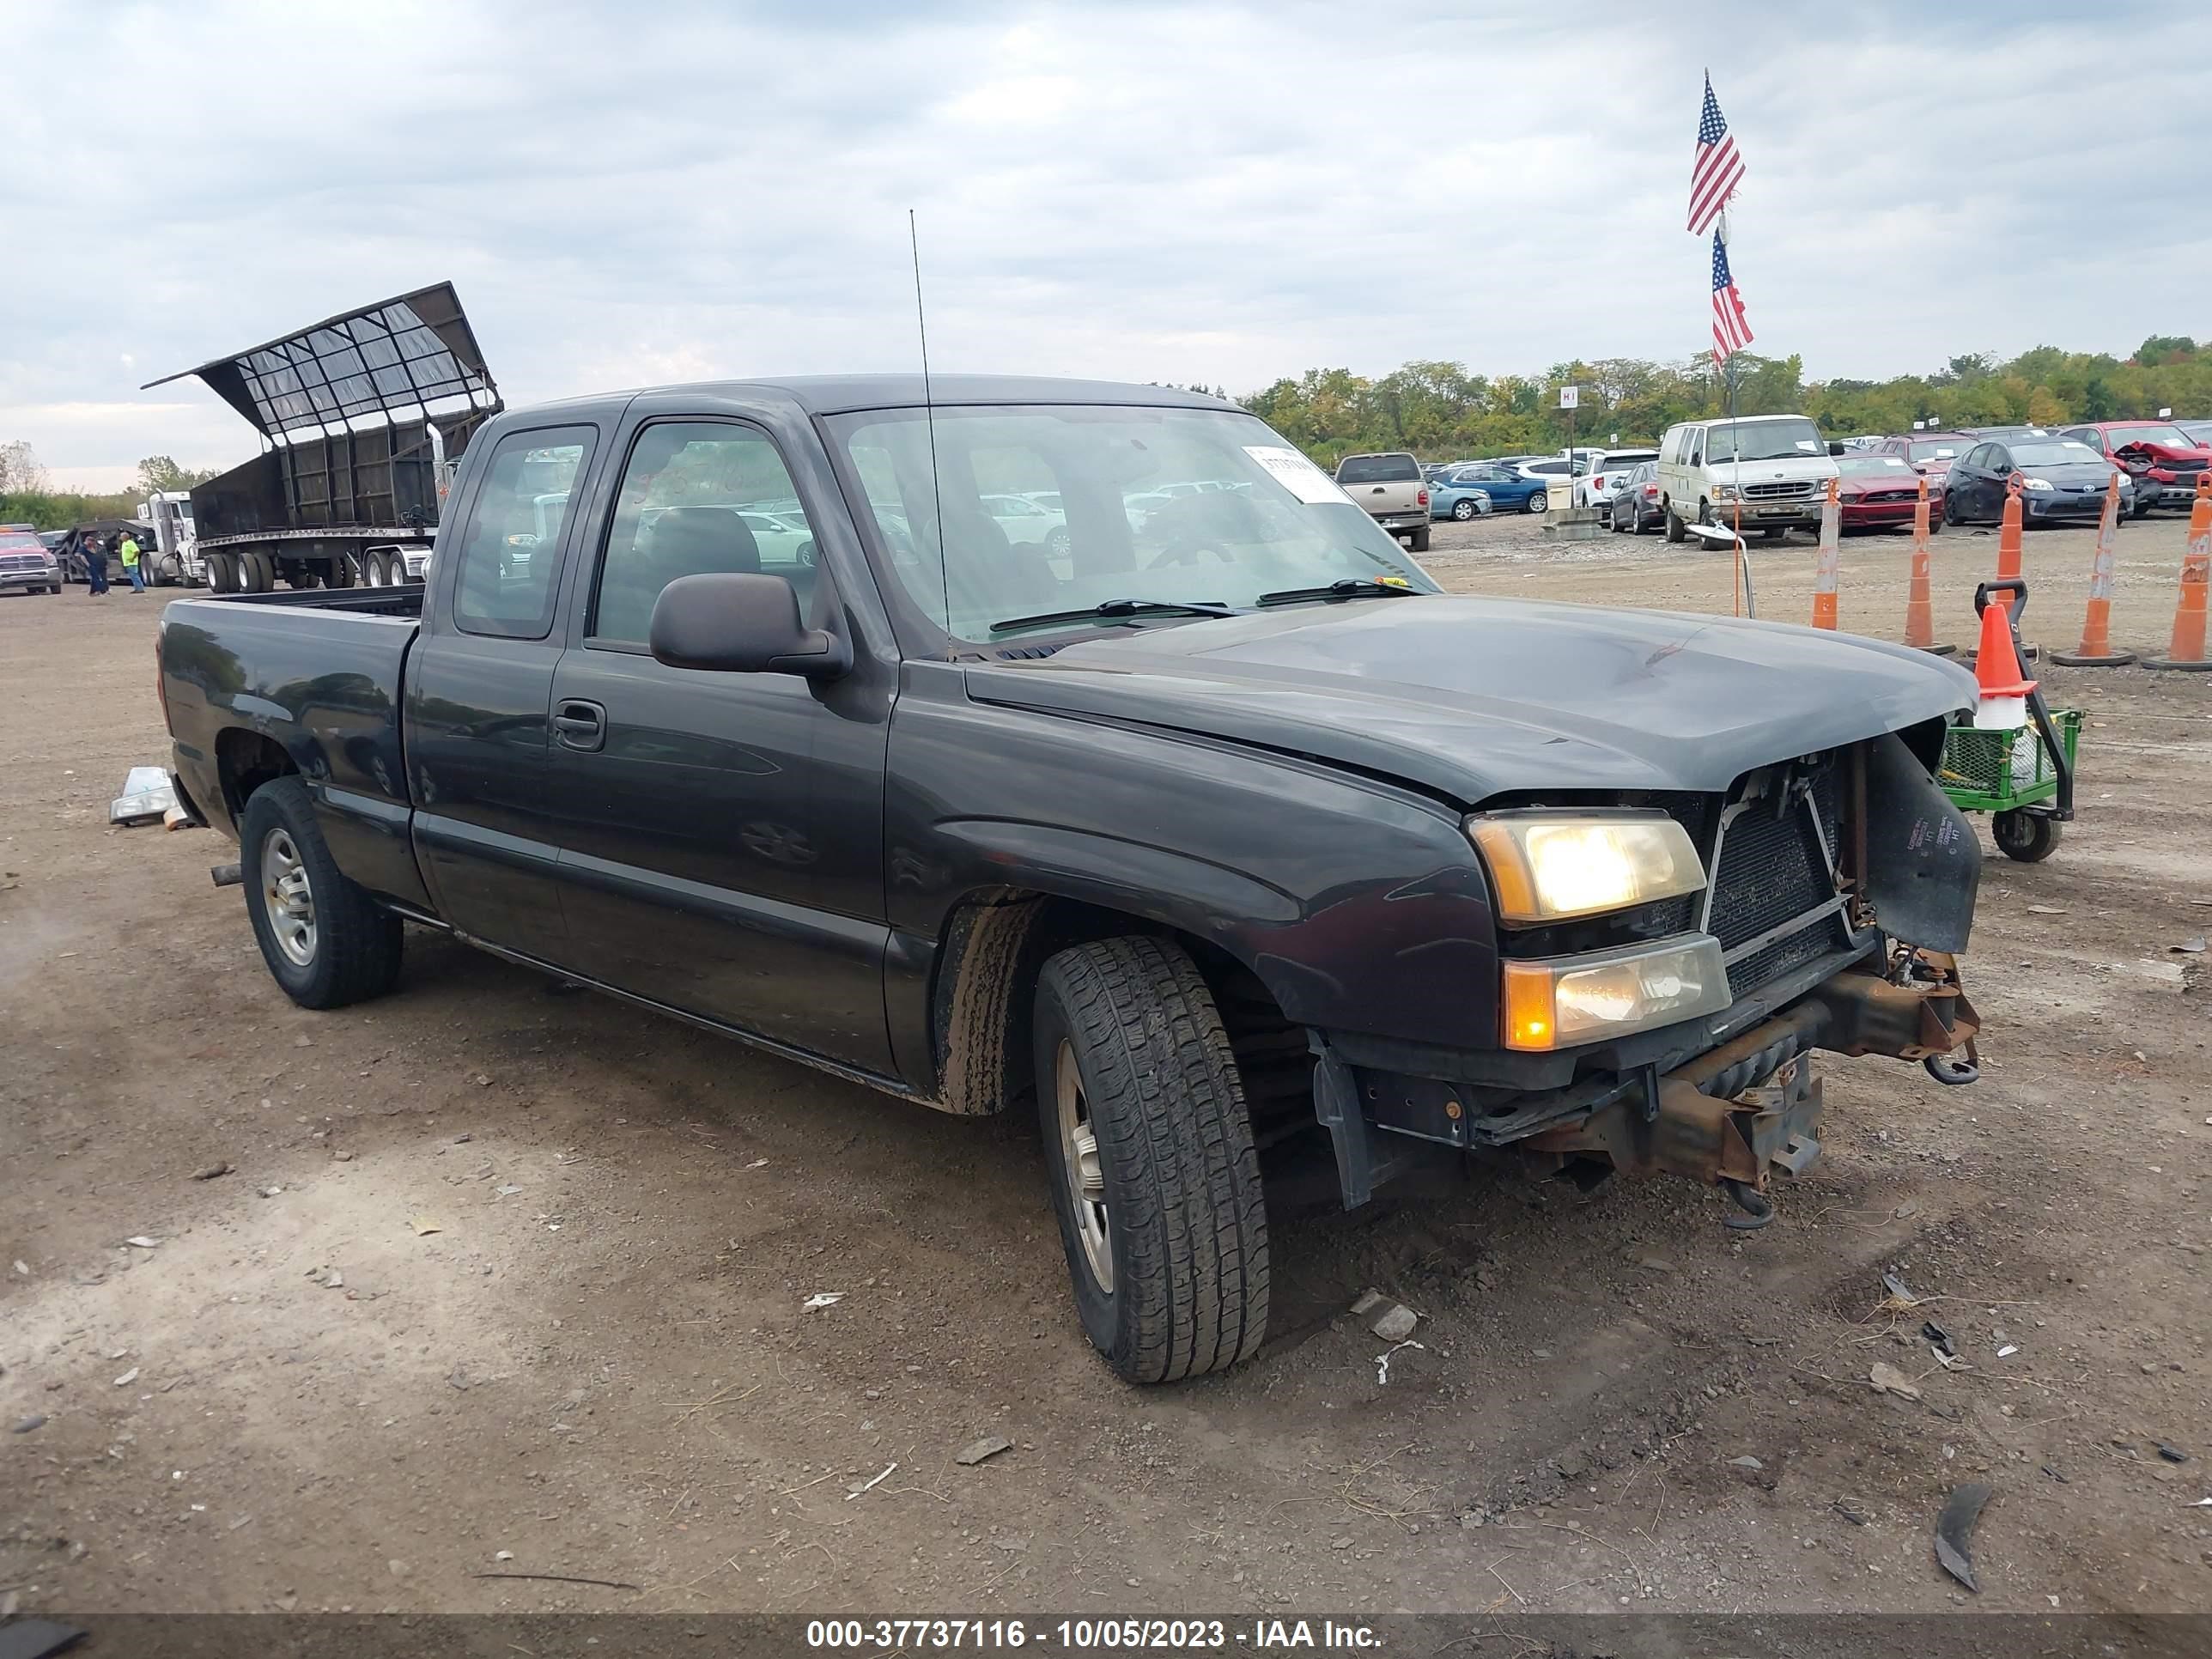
1335,455,1419,484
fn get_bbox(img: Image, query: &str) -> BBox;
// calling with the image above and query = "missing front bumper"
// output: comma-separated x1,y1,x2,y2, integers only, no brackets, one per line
1519,957,1978,1193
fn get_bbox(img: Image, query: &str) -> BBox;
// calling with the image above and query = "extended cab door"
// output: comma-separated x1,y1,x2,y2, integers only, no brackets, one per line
536,398,897,1075
404,418,604,963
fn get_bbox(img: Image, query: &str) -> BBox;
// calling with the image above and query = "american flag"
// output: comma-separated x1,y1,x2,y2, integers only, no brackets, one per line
1711,232,1753,362
1688,73,1744,235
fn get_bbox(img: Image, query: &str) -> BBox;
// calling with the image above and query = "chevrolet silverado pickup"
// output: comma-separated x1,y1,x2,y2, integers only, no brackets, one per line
157,375,1986,1383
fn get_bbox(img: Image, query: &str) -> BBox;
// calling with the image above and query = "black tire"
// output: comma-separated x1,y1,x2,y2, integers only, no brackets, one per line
1032,936,1270,1383
326,555,356,589
1407,526,1431,553
1993,809,2060,863
1523,490,1547,515
1760,526,1787,541
237,551,268,593
240,776,404,1008
1664,502,1686,543
1450,498,1477,521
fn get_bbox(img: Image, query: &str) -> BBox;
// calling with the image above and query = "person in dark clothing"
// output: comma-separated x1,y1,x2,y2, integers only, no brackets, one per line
85,534,111,595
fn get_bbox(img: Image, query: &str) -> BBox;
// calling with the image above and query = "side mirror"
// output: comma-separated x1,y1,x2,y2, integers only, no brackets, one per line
1827,441,1846,456
648,572,851,679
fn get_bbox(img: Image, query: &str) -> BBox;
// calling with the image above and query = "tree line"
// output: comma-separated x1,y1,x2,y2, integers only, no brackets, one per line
0,449,221,531
1237,336,2209,467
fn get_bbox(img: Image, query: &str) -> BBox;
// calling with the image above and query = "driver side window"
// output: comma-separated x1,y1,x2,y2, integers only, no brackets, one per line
589,422,818,646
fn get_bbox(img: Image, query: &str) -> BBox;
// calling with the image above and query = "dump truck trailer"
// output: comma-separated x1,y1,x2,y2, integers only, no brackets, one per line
144,284,501,593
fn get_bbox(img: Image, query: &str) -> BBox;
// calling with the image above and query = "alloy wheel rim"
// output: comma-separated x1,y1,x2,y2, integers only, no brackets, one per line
261,828,316,967
1054,1039,1112,1292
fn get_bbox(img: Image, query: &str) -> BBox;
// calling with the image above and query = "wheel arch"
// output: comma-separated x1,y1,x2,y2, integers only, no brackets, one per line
215,726,299,822
922,879,1304,1124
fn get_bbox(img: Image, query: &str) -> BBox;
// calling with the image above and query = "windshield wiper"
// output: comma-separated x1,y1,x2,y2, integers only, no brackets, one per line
1255,577,1425,607
988,599,1241,635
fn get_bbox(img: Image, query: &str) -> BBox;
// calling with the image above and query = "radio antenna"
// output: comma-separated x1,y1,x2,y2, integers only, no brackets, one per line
909,208,951,633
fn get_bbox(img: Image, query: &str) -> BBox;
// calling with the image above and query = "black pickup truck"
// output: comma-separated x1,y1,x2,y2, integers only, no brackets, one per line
157,375,1987,1382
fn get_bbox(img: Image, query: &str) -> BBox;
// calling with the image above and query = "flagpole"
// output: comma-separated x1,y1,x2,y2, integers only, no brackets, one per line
1721,208,1747,616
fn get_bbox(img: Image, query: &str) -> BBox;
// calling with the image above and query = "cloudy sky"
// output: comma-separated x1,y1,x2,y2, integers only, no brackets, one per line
3,1,2203,489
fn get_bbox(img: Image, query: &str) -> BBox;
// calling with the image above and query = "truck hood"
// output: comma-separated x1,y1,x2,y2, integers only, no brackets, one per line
1711,455,1840,488
963,596,1978,804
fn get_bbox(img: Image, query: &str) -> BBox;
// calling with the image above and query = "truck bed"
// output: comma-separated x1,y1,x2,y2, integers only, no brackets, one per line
159,591,427,907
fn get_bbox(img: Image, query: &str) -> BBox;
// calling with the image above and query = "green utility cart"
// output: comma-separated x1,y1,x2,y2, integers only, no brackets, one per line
1936,579,2079,862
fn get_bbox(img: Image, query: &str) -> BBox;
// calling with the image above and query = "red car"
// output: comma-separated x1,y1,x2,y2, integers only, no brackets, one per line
1875,431,1974,484
2059,420,2212,515
1835,454,1942,533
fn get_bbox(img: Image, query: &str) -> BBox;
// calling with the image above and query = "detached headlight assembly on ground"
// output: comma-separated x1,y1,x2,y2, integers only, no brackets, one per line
1468,811,1705,924
1500,936,1731,1051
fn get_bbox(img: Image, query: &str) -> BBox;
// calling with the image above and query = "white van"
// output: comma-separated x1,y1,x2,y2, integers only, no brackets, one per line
1655,414,1840,542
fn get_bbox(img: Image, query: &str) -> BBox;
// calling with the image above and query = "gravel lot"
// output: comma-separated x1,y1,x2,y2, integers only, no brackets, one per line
3,510,2209,1620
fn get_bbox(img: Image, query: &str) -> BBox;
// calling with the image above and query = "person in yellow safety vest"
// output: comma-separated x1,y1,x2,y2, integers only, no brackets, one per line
119,532,145,592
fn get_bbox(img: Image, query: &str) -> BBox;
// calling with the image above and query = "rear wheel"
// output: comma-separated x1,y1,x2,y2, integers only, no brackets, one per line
1664,501,1686,542
1523,490,1547,515
235,551,265,593
240,776,404,1007
1993,809,2060,863
1033,936,1269,1383
1407,526,1431,552
326,555,356,589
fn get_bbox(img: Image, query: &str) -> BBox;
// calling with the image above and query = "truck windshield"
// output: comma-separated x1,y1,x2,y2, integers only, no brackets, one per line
1705,418,1825,465
823,404,1438,641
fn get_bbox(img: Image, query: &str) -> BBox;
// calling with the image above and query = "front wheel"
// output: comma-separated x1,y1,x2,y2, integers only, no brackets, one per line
240,776,404,1007
1033,936,1269,1383
1993,809,2060,863
1450,498,1477,521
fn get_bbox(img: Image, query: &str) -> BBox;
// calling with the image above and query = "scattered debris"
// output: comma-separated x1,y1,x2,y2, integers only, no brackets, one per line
495,1551,514,1562
1869,1362,1923,1401
1923,1321,1955,1358
2173,937,2207,955
1374,1339,1426,1385
112,1367,140,1388
11,1414,47,1434
332,1151,356,1163
2157,1443,2190,1464
801,1292,845,1311
744,1158,769,1170
1350,1288,1421,1341
111,765,176,825
1832,1500,1869,1526
1880,1270,1921,1307
124,1236,161,1250
495,1185,522,1199
320,1271,343,1290
955,1435,1013,1467
1893,1200,1923,1220
447,1367,472,1391
189,1163,234,1182
258,1186,283,1199
11,1261,27,1277
1935,1482,1993,1592
469,1571,640,1590
1996,1344,2019,1358
2041,1465,2069,1483
1729,1455,1765,1470
847,1462,898,1500
2024,904,2068,915
410,1217,441,1236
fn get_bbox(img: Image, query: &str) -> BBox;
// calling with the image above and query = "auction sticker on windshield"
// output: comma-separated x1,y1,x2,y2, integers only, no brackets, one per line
1243,446,1358,506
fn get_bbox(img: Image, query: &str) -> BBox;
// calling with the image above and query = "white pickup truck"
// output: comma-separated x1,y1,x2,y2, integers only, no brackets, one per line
1334,452,1431,551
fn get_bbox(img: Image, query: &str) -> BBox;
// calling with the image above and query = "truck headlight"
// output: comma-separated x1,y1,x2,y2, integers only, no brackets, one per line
1501,936,1730,1051
1711,484,1740,502
2022,477,2054,492
1468,812,1705,924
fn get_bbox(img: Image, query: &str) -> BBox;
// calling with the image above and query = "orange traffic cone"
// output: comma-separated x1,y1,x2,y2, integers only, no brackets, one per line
1972,592,2037,730
1979,474,2039,661
1901,477,1953,653
2051,472,2136,666
2144,472,2212,671
1811,477,1840,630
1996,474,2025,582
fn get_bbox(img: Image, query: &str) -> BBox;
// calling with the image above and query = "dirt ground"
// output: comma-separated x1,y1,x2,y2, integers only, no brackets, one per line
3,510,2209,1622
